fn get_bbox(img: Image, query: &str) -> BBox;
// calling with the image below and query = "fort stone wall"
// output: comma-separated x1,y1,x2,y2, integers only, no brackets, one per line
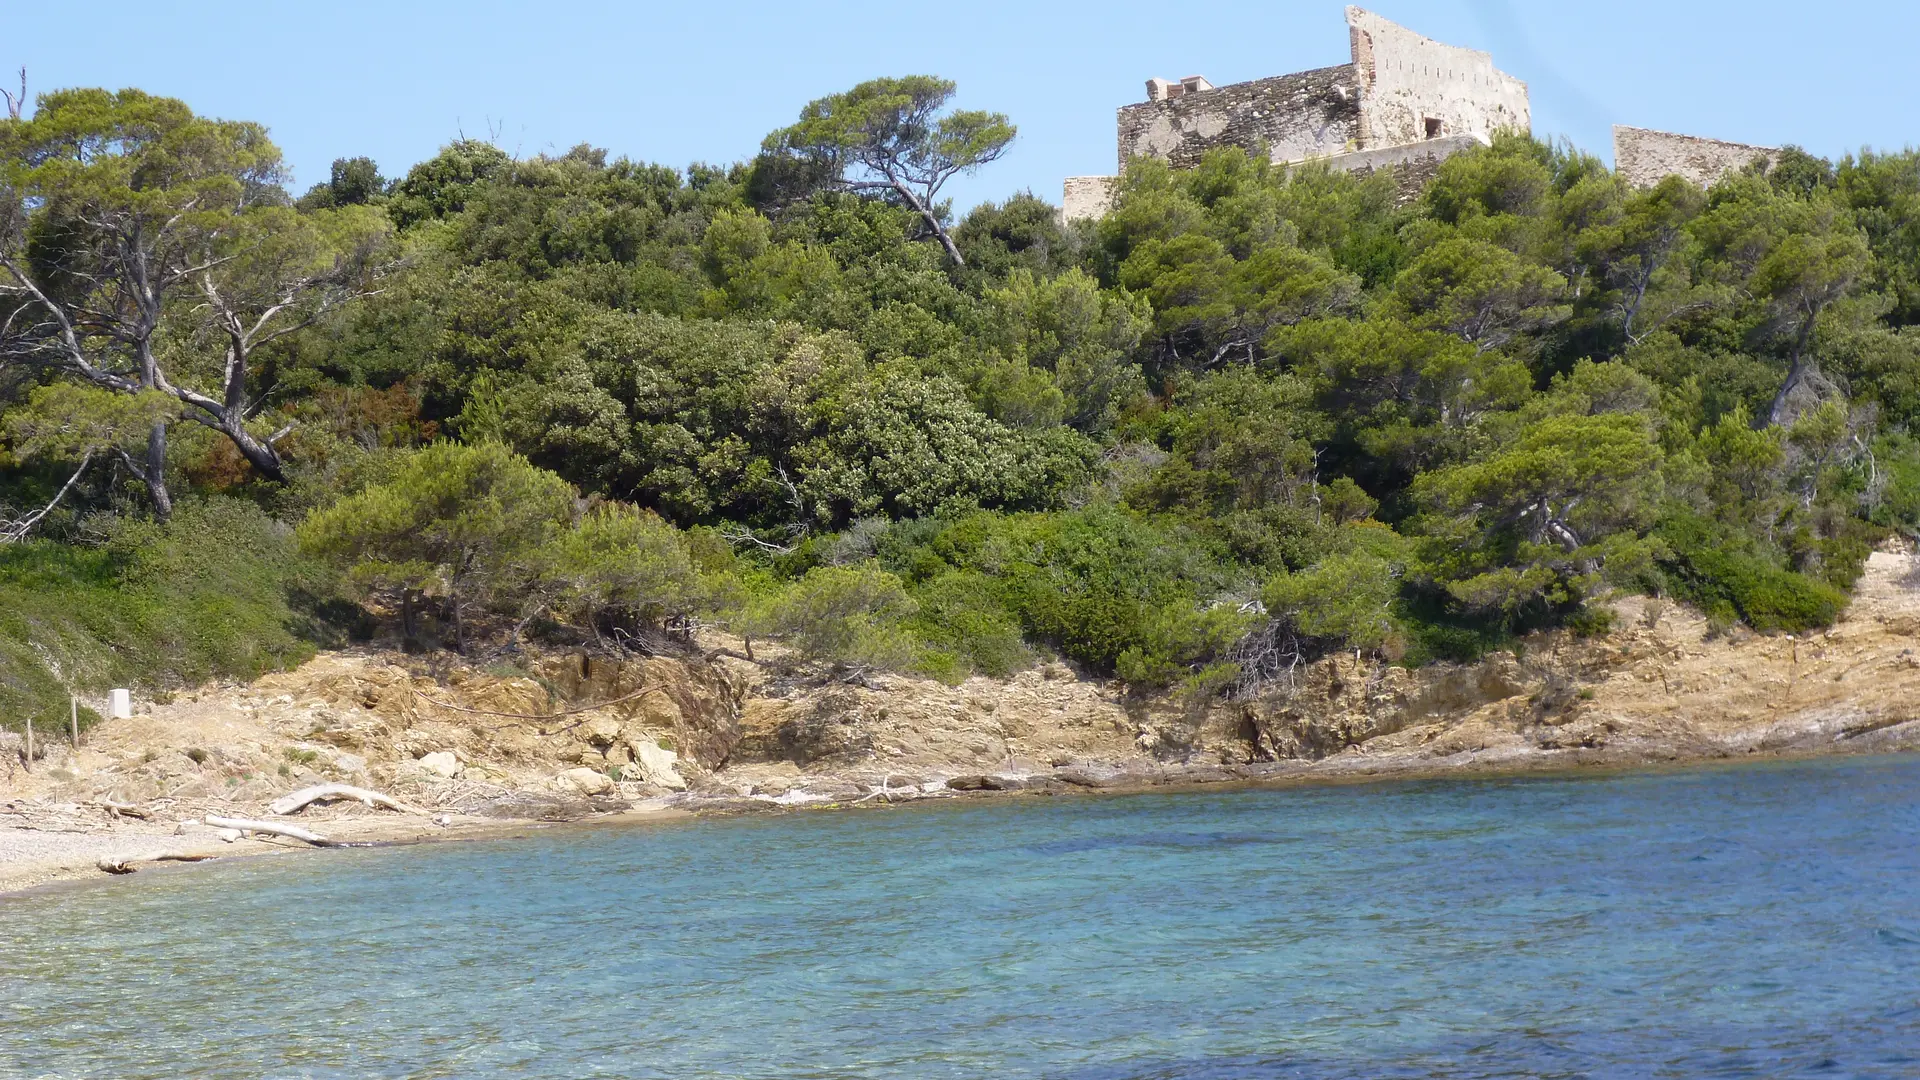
1062,176,1119,222
1062,7,1823,219
1304,133,1489,203
1346,7,1529,149
1067,7,1533,219
1114,65,1362,171
1613,125,1777,189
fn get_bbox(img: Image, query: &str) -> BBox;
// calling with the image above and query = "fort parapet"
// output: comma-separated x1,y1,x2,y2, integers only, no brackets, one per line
1064,7,1530,219
1612,126,1778,189
1063,7,1783,220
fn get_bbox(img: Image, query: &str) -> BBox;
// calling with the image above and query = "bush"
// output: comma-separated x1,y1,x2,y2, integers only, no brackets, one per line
540,504,707,636
750,565,920,672
874,506,1246,686
1655,514,1846,632
905,570,1032,682
0,498,321,734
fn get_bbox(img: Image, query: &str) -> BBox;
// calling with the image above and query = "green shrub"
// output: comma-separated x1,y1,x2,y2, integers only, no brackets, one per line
750,565,920,672
905,570,1032,681
1655,514,1846,633
0,498,322,735
874,506,1246,686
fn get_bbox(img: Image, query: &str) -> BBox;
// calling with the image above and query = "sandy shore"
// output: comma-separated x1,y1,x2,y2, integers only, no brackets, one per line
10,730,1918,899
0,802,696,897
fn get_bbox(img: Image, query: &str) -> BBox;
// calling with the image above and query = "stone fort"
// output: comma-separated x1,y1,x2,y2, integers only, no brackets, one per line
1063,6,1774,220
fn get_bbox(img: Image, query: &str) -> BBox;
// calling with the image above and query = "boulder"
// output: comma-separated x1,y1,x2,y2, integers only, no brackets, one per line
560,767,615,795
417,751,460,778
628,739,687,791
580,715,623,749
946,774,1027,792
1053,764,1134,788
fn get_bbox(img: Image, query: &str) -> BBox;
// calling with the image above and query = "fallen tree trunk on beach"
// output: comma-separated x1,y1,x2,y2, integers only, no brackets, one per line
90,798,150,820
203,815,338,846
268,783,425,817
97,851,217,875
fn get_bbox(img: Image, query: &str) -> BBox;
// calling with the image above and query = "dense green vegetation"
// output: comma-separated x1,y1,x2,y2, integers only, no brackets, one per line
6,77,1920,728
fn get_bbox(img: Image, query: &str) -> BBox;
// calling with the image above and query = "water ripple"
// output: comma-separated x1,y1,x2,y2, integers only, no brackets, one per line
4,755,1919,1078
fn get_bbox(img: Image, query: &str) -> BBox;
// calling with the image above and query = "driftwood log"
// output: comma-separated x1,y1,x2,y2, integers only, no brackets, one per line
97,851,217,875
90,798,149,820
268,783,424,817
203,814,338,846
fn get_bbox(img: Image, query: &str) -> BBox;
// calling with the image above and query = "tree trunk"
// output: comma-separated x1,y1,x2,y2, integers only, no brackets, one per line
1767,356,1815,429
401,588,423,652
926,215,966,267
1767,317,1822,428
887,178,966,267
144,421,173,522
223,423,288,482
268,783,425,816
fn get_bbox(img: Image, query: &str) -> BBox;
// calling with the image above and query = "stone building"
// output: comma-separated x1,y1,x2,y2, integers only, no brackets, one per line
1612,125,1777,189
1063,6,1531,220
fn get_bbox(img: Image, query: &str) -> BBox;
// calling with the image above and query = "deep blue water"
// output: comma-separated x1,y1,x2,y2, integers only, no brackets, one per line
4,755,1920,1079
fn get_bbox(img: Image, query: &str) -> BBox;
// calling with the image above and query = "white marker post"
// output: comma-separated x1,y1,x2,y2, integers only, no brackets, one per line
109,689,132,720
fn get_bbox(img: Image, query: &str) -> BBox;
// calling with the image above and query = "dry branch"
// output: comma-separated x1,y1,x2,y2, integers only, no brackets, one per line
268,783,425,817
97,851,216,875
89,798,149,820
203,814,338,846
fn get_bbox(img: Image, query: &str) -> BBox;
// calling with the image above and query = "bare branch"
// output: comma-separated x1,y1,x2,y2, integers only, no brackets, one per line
0,451,94,544
0,68,22,121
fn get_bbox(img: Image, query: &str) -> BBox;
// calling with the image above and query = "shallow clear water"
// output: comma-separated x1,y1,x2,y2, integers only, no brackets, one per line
5,756,1920,1079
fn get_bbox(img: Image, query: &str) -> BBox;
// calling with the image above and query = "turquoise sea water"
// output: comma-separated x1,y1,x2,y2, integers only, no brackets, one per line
4,755,1920,1079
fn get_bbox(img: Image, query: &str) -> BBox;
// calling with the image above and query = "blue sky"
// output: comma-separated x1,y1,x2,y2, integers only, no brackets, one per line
13,1,1917,213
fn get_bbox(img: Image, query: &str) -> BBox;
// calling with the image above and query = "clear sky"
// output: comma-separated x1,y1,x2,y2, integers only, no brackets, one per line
12,1,1917,213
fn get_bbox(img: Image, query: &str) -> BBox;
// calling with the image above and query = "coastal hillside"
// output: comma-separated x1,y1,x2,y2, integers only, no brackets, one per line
6,79,1920,808
6,547,1915,891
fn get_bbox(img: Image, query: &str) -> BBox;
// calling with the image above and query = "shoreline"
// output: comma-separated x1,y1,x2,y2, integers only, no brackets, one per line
10,547,1918,899
10,731,1916,901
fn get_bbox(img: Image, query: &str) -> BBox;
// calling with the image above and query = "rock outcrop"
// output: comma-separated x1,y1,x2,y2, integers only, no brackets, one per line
9,553,1919,848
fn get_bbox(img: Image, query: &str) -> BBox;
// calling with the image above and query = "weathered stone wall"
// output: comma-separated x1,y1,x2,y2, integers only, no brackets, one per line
1115,64,1362,171
1613,125,1776,189
1062,176,1118,222
1067,7,1529,220
1305,133,1487,204
1346,6,1529,149
1068,136,1480,223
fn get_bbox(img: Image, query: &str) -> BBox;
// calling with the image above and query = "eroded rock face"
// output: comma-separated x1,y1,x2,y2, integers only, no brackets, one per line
21,551,1920,826
532,654,742,769
1245,653,1534,761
